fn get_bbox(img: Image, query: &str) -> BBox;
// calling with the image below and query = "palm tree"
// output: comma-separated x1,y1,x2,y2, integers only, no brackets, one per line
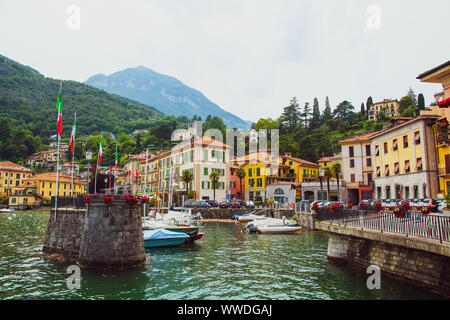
182,169,193,198
331,162,342,201
323,166,332,201
235,167,246,200
209,171,220,201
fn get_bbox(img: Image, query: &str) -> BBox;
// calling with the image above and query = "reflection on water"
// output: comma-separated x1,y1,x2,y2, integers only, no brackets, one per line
0,211,442,300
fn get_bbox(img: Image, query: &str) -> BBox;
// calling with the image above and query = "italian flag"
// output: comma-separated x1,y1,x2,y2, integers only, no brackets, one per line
70,113,76,153
56,84,63,135
136,161,140,178
98,134,103,164
115,144,118,171
128,155,132,176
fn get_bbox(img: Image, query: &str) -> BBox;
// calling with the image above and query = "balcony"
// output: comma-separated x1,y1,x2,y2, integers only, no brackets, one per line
439,167,450,176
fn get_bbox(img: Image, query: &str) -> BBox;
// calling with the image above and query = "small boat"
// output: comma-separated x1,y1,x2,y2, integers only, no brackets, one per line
143,229,190,248
237,211,266,223
0,208,15,213
143,219,199,239
185,232,205,244
257,225,302,234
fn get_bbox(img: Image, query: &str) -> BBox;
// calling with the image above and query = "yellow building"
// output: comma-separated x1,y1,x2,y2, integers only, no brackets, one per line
417,60,450,197
0,161,34,197
236,152,320,201
371,116,439,199
22,172,86,201
368,99,400,120
8,184,40,208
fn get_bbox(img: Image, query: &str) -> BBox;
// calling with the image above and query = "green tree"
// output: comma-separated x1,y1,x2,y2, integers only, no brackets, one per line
182,169,193,196
322,97,333,123
209,171,220,201
418,93,425,113
280,97,301,132
331,163,342,201
310,98,321,129
333,101,355,122
398,95,417,117
301,102,311,127
235,167,246,200
323,166,332,201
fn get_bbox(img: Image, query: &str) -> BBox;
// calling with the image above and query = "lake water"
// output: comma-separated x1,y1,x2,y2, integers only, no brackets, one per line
0,210,442,300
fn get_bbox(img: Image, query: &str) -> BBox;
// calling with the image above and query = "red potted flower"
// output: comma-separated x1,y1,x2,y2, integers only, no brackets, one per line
103,195,114,205
141,196,149,203
373,201,382,212
125,195,139,205
420,206,431,216
83,195,92,204
348,203,353,209
401,201,410,212
392,206,405,218
312,202,319,212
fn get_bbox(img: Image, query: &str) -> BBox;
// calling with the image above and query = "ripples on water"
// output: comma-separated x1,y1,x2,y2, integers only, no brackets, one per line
0,211,442,300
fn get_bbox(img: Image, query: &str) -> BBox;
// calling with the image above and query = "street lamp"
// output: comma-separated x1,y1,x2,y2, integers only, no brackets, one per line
319,167,325,201
86,151,92,195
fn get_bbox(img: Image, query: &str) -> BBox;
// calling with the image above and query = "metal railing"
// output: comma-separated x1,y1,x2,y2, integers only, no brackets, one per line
316,208,450,244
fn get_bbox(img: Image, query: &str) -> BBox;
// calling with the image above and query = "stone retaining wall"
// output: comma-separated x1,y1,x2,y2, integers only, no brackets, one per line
324,225,450,297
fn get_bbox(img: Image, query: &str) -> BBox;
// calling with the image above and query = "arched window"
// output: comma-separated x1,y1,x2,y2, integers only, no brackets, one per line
274,188,284,195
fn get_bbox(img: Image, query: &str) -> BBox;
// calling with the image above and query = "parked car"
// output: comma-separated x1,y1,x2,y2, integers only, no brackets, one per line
438,200,447,212
183,201,196,208
219,201,230,208
423,199,439,212
207,200,218,207
195,200,211,208
245,201,255,209
231,201,242,208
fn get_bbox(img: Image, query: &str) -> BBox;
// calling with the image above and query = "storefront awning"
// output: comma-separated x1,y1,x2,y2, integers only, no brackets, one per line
437,97,450,108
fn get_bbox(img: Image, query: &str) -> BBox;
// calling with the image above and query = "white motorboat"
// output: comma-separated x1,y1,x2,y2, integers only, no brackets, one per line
245,217,301,234
0,208,15,213
237,211,267,223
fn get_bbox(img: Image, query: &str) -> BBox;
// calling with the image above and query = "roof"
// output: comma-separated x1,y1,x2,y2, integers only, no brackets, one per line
24,172,86,184
339,131,380,144
417,61,450,79
233,151,278,166
371,99,399,105
192,136,231,149
318,157,333,163
280,155,320,168
370,115,441,139
0,161,34,173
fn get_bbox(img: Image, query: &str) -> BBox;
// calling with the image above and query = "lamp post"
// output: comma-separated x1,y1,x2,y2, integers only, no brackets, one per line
319,167,325,201
86,151,92,195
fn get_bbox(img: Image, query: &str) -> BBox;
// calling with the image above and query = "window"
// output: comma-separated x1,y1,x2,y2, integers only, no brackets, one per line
349,146,354,158
366,145,371,156
414,131,421,145
405,186,410,199
274,188,284,195
248,168,252,177
230,182,235,188
248,179,254,188
375,145,380,156
416,158,423,171
384,165,389,176
377,187,382,199
404,160,410,173
367,173,373,184
350,159,355,168
350,174,355,183
414,186,419,198
16,173,20,179
257,178,262,187
257,168,261,176
289,161,293,166
366,158,372,167
204,168,208,175
377,166,382,177
403,135,408,148
392,139,398,151
386,186,391,199
203,150,208,161
384,142,388,154
394,162,399,175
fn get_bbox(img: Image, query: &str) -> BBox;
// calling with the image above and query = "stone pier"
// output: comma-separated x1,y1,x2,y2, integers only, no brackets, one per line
43,199,146,269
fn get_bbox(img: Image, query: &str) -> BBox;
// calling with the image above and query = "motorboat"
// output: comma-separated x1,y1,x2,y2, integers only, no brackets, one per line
0,208,15,213
245,217,301,234
143,218,200,239
237,211,267,223
143,229,190,248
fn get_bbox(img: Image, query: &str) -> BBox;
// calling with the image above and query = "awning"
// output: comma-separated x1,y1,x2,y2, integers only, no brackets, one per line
375,145,379,155
416,158,423,169
404,161,410,171
376,167,381,176
384,166,389,176
392,139,398,149
437,97,450,108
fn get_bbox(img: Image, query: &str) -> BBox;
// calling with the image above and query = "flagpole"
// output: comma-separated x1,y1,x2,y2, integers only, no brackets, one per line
71,112,76,200
144,149,148,217
54,81,62,222
94,132,101,194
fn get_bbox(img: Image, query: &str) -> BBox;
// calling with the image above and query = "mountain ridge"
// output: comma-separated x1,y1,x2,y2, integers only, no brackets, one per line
85,66,251,129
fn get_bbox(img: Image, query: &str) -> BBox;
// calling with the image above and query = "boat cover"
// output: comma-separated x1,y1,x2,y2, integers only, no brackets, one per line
143,229,189,241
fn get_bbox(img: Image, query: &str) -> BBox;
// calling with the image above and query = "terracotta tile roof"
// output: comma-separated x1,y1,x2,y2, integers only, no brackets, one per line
281,155,320,168
192,136,231,149
0,161,34,173
417,61,450,79
233,151,277,165
24,172,86,184
318,157,333,163
339,131,380,144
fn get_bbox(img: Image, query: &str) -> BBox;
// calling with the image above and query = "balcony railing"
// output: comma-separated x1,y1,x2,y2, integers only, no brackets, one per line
438,167,450,176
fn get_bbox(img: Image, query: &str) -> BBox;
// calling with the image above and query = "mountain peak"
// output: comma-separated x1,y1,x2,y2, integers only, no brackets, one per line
85,67,249,129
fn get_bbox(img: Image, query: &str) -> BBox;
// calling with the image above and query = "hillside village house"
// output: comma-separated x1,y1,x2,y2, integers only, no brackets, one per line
368,99,400,120
371,115,440,200
0,161,34,197
139,137,231,205
339,132,379,203
26,149,68,168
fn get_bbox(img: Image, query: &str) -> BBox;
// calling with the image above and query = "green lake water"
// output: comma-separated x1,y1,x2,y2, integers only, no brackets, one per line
0,210,443,300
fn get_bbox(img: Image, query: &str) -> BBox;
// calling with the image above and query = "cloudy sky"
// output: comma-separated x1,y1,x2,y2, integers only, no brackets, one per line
0,0,448,122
